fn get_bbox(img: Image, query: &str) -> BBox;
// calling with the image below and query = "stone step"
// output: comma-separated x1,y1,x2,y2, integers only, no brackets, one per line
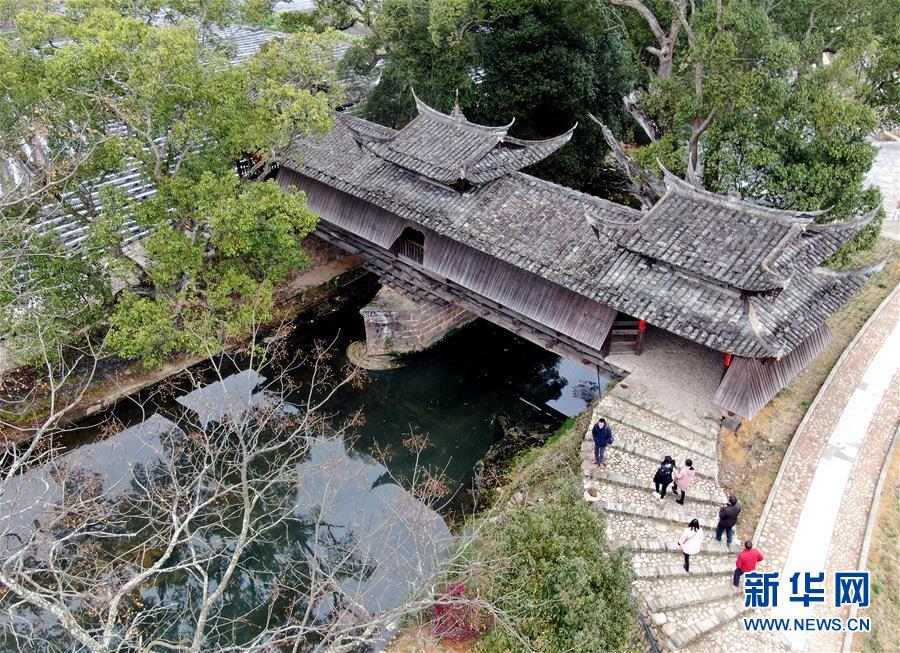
583,471,728,521
583,469,723,508
592,404,718,462
684,612,791,652
631,552,736,579
611,386,720,441
581,445,723,497
660,597,749,650
605,513,747,552
621,538,736,556
583,435,719,483
590,498,719,530
598,395,719,453
634,576,740,613
585,417,719,475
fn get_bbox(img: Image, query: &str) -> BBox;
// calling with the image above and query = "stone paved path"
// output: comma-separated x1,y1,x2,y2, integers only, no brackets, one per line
760,289,900,652
582,287,899,652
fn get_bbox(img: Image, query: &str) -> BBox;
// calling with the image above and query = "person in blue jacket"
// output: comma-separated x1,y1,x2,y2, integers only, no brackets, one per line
592,417,614,468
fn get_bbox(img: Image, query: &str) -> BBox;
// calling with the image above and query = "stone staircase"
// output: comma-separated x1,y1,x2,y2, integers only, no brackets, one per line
582,390,751,652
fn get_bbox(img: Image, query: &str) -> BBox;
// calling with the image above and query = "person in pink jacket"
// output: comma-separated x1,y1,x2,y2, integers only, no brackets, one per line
672,458,696,505
678,518,703,573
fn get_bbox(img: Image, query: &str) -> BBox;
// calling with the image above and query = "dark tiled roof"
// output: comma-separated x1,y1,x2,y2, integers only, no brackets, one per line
357,91,574,186
282,112,881,359
591,169,856,292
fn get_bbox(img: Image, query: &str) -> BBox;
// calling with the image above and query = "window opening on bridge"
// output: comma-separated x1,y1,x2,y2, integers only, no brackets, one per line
392,227,425,264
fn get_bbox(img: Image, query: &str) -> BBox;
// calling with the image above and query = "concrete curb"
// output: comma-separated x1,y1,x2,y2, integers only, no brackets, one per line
752,283,900,546
841,423,900,653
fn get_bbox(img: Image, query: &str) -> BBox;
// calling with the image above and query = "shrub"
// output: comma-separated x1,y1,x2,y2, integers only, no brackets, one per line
338,43,376,77
278,11,326,33
473,482,637,652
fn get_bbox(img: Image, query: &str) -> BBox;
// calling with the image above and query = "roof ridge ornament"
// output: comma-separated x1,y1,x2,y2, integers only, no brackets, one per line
451,89,466,122
658,163,825,224
410,87,514,135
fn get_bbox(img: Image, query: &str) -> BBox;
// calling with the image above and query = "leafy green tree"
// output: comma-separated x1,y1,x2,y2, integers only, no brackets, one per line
471,482,636,652
604,0,884,260
361,0,476,128
362,0,639,195
102,175,317,367
0,0,341,366
766,0,900,128
468,0,639,194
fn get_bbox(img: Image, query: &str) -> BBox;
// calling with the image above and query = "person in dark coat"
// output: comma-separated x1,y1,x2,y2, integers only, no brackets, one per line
715,495,742,545
653,455,676,500
591,417,614,468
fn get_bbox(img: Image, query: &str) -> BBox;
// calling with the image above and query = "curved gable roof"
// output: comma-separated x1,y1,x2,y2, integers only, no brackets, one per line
356,91,573,186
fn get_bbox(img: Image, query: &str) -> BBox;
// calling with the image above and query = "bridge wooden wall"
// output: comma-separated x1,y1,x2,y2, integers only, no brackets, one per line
713,324,833,418
278,168,621,373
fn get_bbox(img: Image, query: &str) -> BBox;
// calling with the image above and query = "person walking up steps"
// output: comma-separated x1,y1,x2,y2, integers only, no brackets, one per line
733,541,764,587
678,519,703,573
716,495,742,545
592,417,614,468
672,459,695,505
653,455,675,500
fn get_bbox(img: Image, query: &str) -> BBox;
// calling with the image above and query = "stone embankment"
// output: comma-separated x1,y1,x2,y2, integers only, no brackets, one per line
1,247,363,436
582,388,778,652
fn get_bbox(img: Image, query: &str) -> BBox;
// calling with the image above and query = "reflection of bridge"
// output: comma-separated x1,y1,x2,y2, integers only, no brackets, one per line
277,92,881,419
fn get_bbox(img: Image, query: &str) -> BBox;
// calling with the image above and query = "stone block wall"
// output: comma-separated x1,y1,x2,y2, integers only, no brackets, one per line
360,286,474,356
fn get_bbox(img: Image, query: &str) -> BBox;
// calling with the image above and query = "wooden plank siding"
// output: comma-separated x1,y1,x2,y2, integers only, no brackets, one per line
279,169,621,366
713,324,833,418
314,222,626,378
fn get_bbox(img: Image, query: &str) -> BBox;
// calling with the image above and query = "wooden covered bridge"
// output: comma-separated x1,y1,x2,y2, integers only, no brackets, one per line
276,92,881,419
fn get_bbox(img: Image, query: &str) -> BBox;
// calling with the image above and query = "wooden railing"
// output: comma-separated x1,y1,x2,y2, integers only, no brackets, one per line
395,238,424,264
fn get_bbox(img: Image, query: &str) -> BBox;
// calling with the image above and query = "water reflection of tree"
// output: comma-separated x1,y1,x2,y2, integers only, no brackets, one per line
0,337,514,652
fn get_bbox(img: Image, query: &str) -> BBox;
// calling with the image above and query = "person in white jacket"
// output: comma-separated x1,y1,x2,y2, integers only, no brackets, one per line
679,518,703,573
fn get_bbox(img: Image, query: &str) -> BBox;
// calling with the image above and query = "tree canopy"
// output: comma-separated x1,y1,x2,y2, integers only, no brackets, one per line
361,0,641,196
361,0,891,259
602,0,889,261
0,0,343,366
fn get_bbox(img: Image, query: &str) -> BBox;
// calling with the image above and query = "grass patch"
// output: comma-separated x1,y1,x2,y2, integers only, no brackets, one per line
857,445,900,653
504,415,577,474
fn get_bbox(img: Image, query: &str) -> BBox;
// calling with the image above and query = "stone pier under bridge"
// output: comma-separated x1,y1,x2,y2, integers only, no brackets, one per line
359,286,475,357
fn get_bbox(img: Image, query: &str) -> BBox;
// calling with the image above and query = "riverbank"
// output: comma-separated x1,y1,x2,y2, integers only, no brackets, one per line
0,239,362,439
387,403,647,652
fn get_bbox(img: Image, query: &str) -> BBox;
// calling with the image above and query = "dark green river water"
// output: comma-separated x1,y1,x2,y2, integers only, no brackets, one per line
0,274,613,651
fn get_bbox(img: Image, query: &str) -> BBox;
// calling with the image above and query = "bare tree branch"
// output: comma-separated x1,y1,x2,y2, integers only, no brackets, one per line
588,113,660,208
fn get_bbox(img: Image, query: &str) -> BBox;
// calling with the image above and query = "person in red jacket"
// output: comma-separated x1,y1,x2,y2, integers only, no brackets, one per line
733,540,764,587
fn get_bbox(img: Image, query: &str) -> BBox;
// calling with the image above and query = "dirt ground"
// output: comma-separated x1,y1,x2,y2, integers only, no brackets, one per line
854,441,899,653
718,237,900,536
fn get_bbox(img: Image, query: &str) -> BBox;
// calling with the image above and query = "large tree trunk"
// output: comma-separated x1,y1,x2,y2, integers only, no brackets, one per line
622,91,661,142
